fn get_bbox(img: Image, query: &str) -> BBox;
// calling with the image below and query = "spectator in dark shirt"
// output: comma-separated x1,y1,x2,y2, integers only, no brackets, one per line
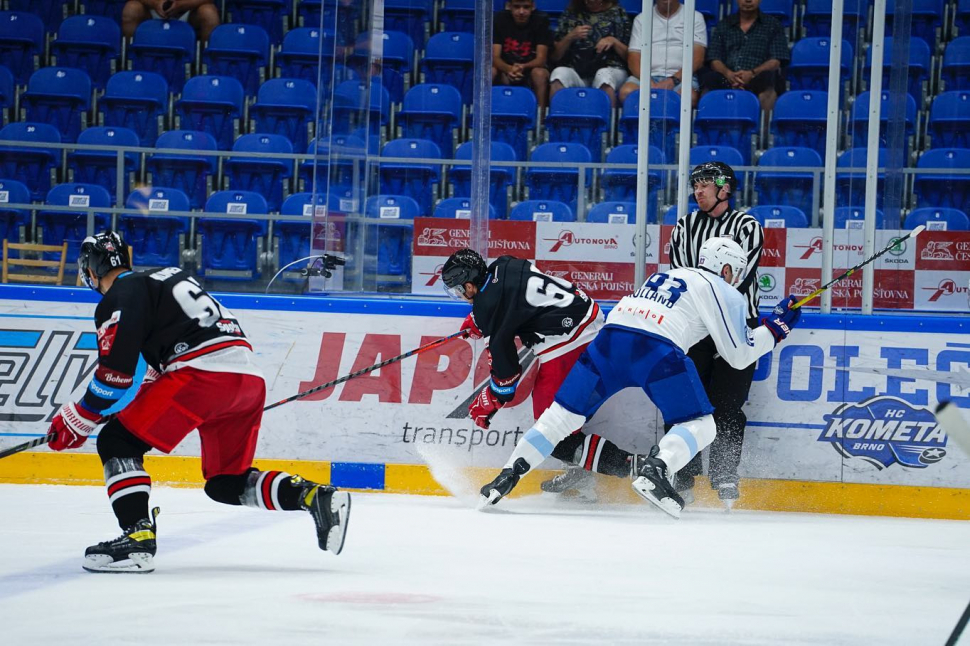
122,0,220,42
703,0,789,112
493,0,554,109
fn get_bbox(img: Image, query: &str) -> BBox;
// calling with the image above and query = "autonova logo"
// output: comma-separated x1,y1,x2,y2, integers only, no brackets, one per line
924,278,968,302
545,230,620,253
796,237,864,260
818,396,947,469
421,264,444,287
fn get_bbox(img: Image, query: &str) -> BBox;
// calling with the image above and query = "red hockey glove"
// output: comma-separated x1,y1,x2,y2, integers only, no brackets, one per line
468,373,519,429
460,313,483,340
48,402,102,451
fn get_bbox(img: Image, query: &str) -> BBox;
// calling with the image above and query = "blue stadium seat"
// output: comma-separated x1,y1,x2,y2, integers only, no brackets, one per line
788,37,852,96
0,122,60,201
361,194,419,282
276,192,320,276
749,205,809,228
885,0,943,48
81,0,127,23
100,71,169,147
7,0,71,33
433,197,497,219
421,31,475,103
770,90,828,157
851,91,917,154
451,141,516,219
730,0,794,30
958,0,970,39
50,15,120,90
439,0,475,32
833,206,885,229
928,91,970,149
128,19,196,94
0,12,44,85
146,130,218,209
21,67,92,144
525,142,591,212
545,87,612,162
331,78,391,140
0,65,14,121
491,85,536,161
224,0,287,44
250,78,317,154
694,90,759,164
754,146,822,217
203,24,270,97
68,126,140,205
277,28,334,85
299,134,366,193
835,147,887,209
200,190,269,279
0,179,32,244
510,199,574,222
906,207,970,231
601,144,663,222
350,30,414,88
689,145,746,194
37,183,111,263
619,89,681,160
913,148,970,210
587,201,636,224
119,187,191,268
535,0,566,31
397,83,463,157
803,0,867,46
384,0,432,48
942,37,970,92
224,134,294,212
378,138,442,217
863,36,930,105
176,75,245,150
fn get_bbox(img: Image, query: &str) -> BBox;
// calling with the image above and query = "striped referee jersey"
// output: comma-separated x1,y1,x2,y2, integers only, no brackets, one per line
668,208,765,319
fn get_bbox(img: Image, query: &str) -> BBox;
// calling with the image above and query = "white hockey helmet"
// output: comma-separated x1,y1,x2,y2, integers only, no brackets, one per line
698,237,747,287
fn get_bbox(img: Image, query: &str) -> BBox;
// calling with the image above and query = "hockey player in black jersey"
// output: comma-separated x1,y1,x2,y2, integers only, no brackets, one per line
47,232,351,572
442,249,641,495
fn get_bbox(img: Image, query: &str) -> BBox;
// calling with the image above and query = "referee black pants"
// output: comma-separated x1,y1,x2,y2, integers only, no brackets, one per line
668,317,759,488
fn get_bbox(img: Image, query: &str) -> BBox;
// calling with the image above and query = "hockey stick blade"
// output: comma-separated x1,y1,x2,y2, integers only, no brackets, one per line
792,225,925,309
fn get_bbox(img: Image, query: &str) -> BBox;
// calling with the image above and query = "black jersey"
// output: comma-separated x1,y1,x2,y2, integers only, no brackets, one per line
471,256,603,382
83,267,254,415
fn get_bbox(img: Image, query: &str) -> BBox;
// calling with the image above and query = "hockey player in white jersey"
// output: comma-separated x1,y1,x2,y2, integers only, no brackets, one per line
479,237,802,517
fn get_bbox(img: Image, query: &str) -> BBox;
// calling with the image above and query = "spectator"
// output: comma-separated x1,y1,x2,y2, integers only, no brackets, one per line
493,0,554,109
703,0,788,112
122,0,220,42
618,0,707,107
550,0,632,107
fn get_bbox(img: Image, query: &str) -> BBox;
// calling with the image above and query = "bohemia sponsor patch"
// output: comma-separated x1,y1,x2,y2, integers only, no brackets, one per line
97,310,122,354
818,396,947,469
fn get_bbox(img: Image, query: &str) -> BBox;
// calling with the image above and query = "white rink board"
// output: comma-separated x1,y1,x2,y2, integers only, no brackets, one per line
0,296,968,488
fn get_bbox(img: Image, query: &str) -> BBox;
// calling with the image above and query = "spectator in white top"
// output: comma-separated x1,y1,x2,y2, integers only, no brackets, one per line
618,0,707,107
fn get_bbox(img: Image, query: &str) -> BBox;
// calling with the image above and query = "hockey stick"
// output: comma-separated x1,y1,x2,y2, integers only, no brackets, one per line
0,330,471,459
935,401,970,646
791,225,925,309
445,346,537,419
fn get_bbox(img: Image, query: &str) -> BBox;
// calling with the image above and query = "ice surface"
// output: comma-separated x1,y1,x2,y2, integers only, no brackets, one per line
1,484,968,645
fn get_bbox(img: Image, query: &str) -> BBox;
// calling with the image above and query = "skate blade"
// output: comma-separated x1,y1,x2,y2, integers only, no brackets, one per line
82,552,155,573
325,491,351,555
721,498,736,511
476,489,501,511
631,477,682,519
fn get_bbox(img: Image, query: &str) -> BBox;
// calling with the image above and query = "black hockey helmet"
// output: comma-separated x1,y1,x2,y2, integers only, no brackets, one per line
441,248,487,300
78,231,131,291
690,161,738,193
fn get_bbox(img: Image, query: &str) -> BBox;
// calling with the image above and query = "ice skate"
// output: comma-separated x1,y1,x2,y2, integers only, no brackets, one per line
301,482,351,555
83,507,160,573
631,447,684,519
716,482,739,510
479,458,530,509
540,464,597,502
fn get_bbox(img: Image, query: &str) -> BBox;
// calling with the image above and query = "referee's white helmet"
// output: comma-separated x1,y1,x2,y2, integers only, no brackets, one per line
698,237,747,287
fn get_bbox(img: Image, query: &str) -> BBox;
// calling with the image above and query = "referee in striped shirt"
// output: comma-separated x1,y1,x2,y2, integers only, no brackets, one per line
667,161,765,506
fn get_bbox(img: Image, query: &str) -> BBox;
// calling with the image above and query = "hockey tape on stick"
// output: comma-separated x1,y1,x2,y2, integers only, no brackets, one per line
936,402,970,646
792,225,925,309
0,433,56,460
262,329,470,412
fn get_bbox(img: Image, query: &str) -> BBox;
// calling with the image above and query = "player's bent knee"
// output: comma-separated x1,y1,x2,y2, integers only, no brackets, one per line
204,471,253,506
534,402,586,445
681,414,717,451
96,419,151,463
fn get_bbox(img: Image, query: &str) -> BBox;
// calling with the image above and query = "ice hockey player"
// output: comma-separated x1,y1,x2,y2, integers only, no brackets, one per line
47,232,351,573
479,237,801,517
442,249,642,496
